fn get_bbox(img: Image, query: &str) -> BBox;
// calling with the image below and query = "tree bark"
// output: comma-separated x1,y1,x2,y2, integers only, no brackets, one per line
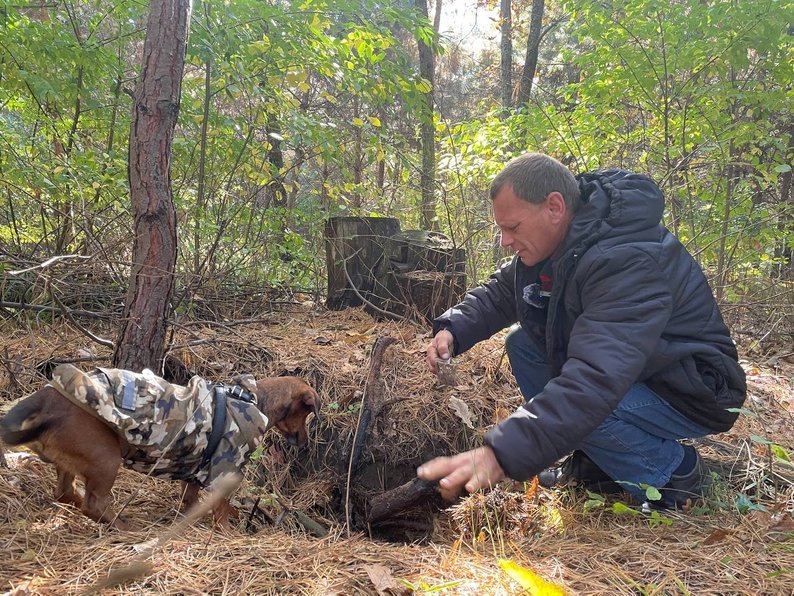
432,0,442,31
500,0,513,113
415,0,437,230
517,0,544,106
113,0,191,372
367,478,440,524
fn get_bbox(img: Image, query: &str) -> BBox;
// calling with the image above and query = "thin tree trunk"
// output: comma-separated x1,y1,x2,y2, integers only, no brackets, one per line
352,96,363,210
416,0,437,230
113,0,191,372
265,121,287,208
500,0,512,113
194,1,212,275
432,0,442,31
517,0,544,106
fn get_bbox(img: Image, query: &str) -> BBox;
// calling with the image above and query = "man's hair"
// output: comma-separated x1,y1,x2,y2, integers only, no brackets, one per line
490,153,581,211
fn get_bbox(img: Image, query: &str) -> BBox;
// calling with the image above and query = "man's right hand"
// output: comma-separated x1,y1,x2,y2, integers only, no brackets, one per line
427,329,454,375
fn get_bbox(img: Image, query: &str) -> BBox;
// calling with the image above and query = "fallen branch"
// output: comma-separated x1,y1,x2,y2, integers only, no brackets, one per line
344,335,397,535
366,478,441,525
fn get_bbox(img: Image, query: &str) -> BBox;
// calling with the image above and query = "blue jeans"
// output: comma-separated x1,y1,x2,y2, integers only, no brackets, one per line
505,325,711,501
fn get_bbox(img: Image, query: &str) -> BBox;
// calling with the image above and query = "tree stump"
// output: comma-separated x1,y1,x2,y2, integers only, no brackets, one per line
371,230,466,322
325,219,467,323
325,217,401,310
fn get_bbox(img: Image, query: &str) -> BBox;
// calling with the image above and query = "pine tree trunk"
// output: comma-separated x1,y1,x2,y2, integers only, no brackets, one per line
113,0,191,372
500,0,513,113
416,0,437,230
517,0,544,106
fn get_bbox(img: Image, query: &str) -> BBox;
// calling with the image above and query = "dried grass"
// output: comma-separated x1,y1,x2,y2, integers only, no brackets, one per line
1,306,793,595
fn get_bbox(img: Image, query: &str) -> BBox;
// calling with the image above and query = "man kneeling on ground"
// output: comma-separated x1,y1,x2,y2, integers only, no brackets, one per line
418,152,746,511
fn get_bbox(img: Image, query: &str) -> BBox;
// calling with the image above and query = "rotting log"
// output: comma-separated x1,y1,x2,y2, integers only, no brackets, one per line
366,478,441,525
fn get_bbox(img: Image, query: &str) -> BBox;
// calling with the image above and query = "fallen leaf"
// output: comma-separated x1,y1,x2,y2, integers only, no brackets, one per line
492,406,510,424
702,528,732,546
768,512,794,536
20,549,37,562
449,396,475,430
343,332,370,344
132,538,159,554
364,564,402,595
524,475,539,500
498,559,566,595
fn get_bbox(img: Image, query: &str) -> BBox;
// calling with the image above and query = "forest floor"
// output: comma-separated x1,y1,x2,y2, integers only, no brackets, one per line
0,305,792,595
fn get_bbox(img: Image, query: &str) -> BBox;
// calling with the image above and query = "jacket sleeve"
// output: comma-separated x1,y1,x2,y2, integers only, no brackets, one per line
484,247,673,481
432,258,519,355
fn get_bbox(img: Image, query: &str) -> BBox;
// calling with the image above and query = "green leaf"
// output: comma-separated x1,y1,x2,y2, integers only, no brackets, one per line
645,486,662,501
611,502,640,516
725,407,757,417
771,444,791,463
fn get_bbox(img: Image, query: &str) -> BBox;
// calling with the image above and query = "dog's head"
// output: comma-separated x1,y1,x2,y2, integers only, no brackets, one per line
234,375,320,447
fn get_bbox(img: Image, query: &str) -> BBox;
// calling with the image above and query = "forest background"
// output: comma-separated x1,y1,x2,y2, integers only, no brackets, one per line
0,1,792,592
0,0,791,349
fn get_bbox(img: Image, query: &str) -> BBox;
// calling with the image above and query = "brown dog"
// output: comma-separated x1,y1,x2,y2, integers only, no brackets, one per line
0,366,320,529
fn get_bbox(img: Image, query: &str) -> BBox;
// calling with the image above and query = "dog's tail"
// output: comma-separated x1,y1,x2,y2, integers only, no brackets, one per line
0,391,51,445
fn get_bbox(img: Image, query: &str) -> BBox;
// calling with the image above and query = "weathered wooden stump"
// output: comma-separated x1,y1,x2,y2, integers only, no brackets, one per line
325,218,467,323
325,216,400,310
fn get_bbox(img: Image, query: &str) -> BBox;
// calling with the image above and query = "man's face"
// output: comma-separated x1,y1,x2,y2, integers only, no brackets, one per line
493,184,569,267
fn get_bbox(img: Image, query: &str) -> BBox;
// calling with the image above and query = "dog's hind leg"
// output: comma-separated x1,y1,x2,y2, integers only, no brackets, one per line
54,466,82,508
81,461,129,530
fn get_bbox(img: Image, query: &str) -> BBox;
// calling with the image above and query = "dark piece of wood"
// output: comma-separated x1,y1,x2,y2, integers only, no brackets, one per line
325,217,401,310
348,335,397,475
366,478,440,524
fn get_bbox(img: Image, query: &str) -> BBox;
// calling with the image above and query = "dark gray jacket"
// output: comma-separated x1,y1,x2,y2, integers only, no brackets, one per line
433,170,747,481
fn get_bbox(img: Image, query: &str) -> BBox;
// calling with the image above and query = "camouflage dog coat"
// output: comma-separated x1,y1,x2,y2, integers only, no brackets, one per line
48,364,269,487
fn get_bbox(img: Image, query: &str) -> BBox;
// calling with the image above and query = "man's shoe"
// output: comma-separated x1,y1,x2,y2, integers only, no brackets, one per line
642,446,710,511
537,450,624,494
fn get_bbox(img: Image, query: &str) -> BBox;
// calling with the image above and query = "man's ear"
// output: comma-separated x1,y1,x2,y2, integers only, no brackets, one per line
234,374,258,393
545,191,567,222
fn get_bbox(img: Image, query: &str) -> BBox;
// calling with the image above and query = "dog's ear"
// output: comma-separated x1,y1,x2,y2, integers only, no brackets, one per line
304,388,321,419
233,374,258,394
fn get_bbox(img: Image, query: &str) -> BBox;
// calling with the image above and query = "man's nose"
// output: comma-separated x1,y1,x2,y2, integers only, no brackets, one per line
500,231,511,247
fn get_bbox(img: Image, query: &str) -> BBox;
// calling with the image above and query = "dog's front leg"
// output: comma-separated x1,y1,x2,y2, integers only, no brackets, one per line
180,481,200,510
55,466,82,508
212,498,239,531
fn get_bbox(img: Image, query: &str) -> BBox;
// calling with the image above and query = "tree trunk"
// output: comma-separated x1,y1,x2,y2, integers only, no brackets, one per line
194,3,212,275
265,121,287,208
432,0,442,31
352,97,363,210
517,0,544,106
113,0,191,372
415,0,437,230
500,0,512,113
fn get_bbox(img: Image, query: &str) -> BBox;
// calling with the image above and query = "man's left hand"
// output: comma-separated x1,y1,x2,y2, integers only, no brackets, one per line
417,446,506,501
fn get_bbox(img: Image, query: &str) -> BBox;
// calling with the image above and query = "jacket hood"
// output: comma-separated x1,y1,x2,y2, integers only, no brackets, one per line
564,169,665,255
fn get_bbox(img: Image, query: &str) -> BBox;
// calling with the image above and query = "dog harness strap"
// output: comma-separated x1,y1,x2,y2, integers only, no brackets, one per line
228,384,256,403
197,385,228,472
